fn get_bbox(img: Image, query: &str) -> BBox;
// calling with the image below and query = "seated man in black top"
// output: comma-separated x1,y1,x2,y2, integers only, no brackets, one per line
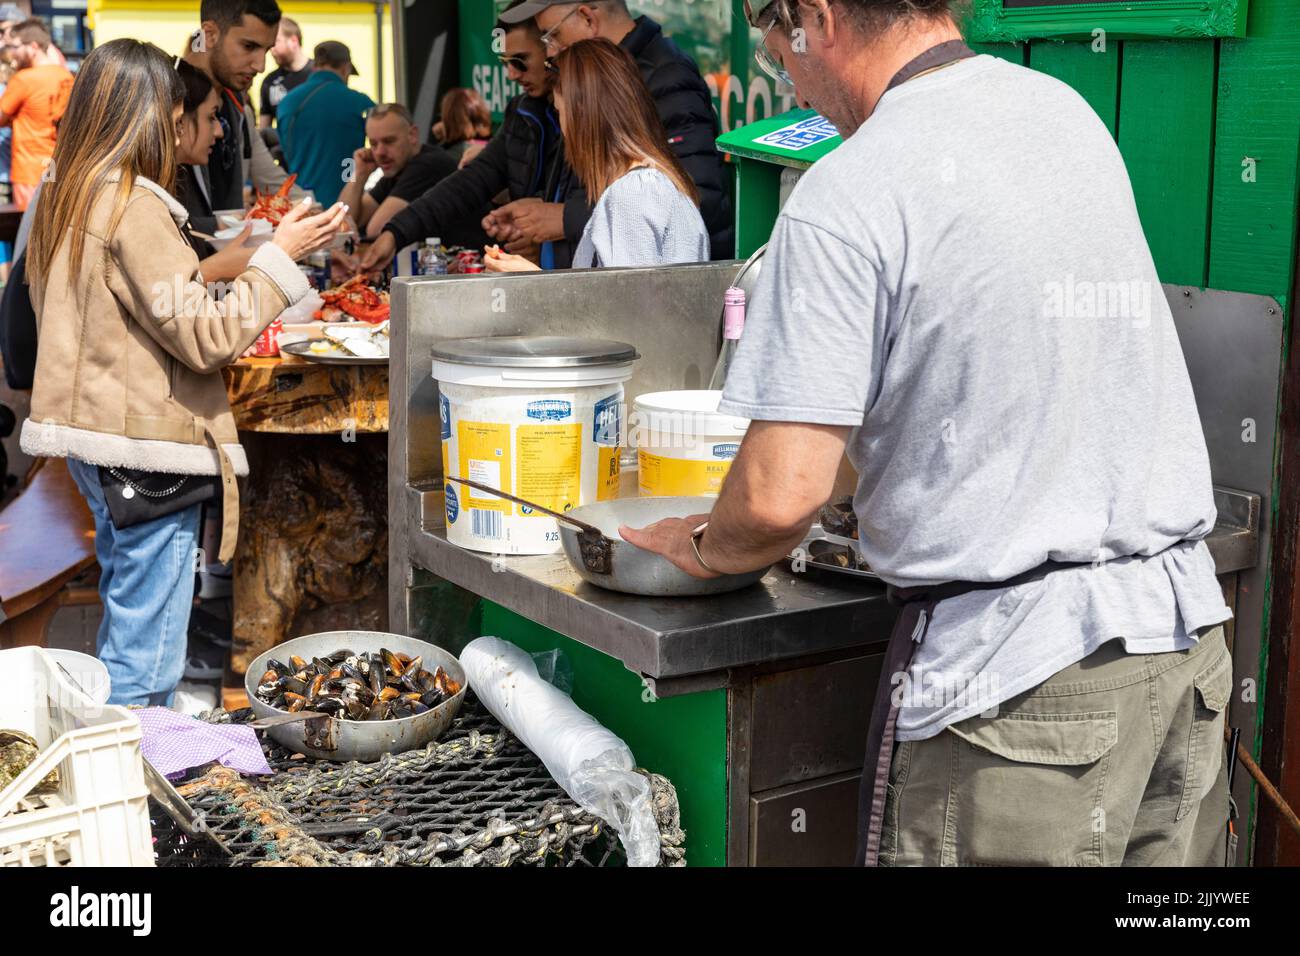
337,103,457,240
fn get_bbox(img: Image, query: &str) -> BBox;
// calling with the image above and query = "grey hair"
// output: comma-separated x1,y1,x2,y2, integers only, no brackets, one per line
367,102,415,126
771,0,964,34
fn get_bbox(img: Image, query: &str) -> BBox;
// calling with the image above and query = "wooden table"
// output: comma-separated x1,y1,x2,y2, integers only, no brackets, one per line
222,354,389,694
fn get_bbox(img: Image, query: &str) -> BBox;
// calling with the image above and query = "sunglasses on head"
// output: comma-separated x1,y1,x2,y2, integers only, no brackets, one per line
743,0,783,28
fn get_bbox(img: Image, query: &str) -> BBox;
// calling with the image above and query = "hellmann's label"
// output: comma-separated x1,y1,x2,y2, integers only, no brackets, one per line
639,450,731,497
525,399,573,422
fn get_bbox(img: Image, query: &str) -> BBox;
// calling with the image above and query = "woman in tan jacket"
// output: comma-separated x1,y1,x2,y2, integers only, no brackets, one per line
20,38,347,706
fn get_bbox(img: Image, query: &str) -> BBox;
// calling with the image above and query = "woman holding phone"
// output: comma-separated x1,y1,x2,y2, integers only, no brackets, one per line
21,38,347,706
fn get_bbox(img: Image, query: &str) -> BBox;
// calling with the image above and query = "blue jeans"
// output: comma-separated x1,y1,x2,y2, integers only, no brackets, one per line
66,457,201,707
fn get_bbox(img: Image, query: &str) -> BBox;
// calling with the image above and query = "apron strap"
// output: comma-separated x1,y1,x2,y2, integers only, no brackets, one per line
883,39,977,95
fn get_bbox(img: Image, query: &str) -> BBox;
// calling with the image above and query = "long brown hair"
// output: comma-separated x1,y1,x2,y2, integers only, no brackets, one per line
28,39,184,286
435,88,491,145
555,38,698,207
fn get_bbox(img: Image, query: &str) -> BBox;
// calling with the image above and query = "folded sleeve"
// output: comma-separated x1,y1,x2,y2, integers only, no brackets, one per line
717,214,886,427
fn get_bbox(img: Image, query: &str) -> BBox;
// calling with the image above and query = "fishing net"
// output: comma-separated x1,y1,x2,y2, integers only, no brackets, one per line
150,694,686,867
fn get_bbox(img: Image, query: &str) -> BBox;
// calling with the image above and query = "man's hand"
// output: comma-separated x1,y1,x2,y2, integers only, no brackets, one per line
619,514,718,580
619,421,852,578
482,201,528,242
494,198,566,243
358,230,397,271
352,146,378,181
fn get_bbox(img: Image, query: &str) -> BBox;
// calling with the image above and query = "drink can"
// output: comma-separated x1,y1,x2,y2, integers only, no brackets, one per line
457,250,478,270
463,261,485,274
253,317,283,357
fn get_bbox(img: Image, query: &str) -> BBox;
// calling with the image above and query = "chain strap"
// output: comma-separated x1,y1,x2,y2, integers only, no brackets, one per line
107,467,188,498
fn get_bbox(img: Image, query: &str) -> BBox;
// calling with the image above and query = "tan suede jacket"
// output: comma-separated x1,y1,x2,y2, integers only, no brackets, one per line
20,175,311,559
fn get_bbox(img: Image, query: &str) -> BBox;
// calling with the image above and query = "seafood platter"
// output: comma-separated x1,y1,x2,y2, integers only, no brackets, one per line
791,497,880,582
281,319,390,364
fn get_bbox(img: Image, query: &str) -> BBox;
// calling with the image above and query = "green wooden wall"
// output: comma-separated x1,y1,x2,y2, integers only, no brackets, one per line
973,0,1300,307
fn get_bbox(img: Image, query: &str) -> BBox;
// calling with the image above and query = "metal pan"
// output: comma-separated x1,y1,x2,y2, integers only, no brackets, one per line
244,631,467,762
788,527,881,583
558,496,770,597
280,340,388,366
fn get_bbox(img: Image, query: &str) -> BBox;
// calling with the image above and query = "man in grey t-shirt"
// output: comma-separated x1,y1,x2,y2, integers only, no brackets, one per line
624,0,1232,866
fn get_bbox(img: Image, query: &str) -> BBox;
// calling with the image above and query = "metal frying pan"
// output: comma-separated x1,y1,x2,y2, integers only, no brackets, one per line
444,478,769,597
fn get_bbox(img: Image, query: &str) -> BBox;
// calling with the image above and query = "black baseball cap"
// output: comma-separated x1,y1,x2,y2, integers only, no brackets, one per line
498,0,572,24
314,40,359,76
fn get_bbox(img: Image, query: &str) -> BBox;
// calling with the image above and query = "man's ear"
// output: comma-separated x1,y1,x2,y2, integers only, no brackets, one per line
200,21,219,53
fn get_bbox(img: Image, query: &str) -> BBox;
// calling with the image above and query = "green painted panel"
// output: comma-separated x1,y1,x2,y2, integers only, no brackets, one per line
1117,41,1217,287
1028,40,1120,136
732,156,783,259
1207,1,1300,298
969,40,1028,65
479,602,729,867
967,0,1249,42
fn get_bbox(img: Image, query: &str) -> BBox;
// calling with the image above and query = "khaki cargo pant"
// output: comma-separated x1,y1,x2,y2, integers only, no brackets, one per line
880,625,1234,866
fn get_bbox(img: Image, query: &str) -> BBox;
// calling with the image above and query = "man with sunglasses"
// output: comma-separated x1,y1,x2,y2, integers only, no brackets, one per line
491,0,733,261
360,3,576,269
623,0,1232,868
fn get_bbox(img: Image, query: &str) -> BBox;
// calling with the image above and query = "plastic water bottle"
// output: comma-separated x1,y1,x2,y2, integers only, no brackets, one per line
418,237,448,276
708,287,746,391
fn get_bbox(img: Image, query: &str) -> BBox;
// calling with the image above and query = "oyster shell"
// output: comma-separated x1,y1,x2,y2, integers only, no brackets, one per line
0,729,59,794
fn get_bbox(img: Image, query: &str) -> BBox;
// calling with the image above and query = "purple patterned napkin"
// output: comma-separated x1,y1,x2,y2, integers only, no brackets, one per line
135,707,274,780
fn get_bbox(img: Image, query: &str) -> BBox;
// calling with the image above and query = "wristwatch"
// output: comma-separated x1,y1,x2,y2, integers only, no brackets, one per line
689,522,719,574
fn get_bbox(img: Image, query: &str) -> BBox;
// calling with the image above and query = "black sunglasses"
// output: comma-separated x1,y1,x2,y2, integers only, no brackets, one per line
497,53,528,72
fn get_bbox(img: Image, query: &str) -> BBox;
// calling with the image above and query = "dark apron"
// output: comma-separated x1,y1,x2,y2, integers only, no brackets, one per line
856,559,1089,866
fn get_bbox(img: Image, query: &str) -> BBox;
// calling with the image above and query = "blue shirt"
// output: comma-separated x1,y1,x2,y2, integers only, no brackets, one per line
277,71,374,206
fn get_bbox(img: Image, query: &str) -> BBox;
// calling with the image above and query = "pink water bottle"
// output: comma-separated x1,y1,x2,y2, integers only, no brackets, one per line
708,287,747,391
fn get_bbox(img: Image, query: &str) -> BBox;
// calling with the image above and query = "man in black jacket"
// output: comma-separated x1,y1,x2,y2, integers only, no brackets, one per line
360,10,575,269
493,0,734,261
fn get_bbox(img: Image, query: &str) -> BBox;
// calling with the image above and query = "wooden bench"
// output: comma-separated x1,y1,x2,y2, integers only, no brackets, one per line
0,457,99,648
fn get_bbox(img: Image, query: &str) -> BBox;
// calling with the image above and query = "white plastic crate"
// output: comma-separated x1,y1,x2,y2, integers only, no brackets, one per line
0,647,154,866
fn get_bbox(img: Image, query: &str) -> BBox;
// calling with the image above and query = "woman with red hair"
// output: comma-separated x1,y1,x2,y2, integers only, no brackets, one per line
432,87,492,166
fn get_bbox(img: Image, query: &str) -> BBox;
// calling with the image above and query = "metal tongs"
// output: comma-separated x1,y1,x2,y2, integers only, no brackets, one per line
445,476,613,574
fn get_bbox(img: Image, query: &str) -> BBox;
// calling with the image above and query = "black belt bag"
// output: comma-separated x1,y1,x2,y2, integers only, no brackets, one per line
99,466,219,530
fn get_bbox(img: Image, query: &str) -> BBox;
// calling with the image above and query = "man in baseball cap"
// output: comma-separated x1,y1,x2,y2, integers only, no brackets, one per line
313,39,358,76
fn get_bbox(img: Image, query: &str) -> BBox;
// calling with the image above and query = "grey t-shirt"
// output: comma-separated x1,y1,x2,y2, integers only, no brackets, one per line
718,55,1231,740
573,166,709,269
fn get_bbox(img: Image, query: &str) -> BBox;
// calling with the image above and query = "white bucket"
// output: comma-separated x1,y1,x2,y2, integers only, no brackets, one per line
39,648,112,706
434,337,636,554
633,390,750,497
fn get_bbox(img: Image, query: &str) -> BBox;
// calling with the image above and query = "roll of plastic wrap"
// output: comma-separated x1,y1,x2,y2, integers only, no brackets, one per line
460,636,659,867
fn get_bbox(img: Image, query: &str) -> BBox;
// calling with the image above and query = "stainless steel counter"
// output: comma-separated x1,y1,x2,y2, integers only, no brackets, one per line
403,485,1259,689
407,487,895,686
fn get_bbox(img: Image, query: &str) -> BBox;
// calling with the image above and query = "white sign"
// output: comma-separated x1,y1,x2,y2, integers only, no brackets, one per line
753,114,839,151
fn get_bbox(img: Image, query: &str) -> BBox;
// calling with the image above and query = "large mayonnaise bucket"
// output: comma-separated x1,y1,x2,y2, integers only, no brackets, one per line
633,390,750,497
433,336,638,554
